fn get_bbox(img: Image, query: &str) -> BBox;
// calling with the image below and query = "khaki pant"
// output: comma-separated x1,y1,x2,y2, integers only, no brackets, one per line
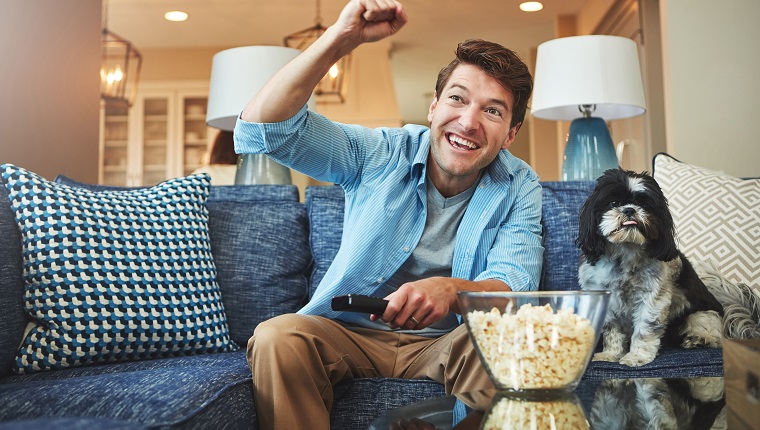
246,314,492,430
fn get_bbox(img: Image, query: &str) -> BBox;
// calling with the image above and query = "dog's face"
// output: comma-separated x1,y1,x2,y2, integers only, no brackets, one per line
597,172,657,247
577,168,678,263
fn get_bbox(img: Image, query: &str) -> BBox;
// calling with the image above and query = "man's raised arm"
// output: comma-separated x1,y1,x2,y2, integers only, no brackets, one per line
241,0,407,124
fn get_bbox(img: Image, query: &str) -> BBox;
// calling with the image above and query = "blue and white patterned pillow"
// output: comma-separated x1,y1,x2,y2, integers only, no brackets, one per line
0,164,237,374
54,175,312,347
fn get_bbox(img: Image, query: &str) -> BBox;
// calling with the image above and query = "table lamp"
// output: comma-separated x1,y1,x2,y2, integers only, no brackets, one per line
531,35,646,181
206,46,315,185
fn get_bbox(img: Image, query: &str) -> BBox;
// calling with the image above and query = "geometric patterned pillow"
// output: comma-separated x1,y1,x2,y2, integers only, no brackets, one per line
53,175,311,347
0,164,237,374
653,153,760,286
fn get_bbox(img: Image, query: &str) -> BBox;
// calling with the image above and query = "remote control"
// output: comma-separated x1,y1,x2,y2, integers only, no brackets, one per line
331,294,389,314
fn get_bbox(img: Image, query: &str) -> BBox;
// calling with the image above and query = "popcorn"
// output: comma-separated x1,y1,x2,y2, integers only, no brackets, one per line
466,303,596,390
482,396,590,430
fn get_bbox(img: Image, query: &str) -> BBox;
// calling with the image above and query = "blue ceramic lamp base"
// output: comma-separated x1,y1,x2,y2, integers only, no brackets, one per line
562,116,619,181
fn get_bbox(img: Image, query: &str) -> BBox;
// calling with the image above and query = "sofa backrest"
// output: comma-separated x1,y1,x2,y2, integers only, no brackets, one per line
539,181,595,291
305,181,596,295
305,186,345,298
202,186,312,347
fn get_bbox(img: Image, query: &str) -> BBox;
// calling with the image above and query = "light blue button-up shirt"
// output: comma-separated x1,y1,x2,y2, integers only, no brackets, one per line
234,106,543,320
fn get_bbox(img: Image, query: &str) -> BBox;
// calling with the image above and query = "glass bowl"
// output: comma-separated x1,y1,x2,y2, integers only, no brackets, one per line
458,290,610,394
481,391,589,430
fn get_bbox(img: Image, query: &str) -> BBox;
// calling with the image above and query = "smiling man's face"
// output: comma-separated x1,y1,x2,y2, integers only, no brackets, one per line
426,63,518,197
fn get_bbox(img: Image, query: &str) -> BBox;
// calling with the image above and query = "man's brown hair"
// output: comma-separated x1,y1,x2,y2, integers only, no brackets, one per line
435,39,533,131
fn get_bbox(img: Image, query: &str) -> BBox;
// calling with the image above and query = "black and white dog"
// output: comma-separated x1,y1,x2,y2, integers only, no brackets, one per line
589,377,726,430
577,168,759,367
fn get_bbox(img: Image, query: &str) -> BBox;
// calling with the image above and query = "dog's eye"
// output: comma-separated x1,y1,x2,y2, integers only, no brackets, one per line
608,201,618,209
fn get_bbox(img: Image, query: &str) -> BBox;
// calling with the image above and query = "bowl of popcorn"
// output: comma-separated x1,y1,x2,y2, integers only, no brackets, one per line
458,291,610,393
482,392,589,429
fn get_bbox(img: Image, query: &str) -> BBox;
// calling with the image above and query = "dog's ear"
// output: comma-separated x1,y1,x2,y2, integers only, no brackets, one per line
644,175,680,262
576,185,606,265
647,228,679,261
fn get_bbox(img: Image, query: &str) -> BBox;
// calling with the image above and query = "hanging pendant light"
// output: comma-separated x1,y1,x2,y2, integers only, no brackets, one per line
101,1,142,106
284,0,349,104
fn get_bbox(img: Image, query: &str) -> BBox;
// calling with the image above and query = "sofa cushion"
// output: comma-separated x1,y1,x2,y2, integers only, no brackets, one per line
653,153,760,286
305,186,345,297
0,351,253,428
0,165,237,374
207,200,310,346
583,347,724,380
0,417,147,430
54,176,311,347
539,181,595,291
0,185,27,378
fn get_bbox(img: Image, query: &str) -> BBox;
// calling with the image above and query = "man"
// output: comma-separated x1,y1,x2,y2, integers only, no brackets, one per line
234,1,543,428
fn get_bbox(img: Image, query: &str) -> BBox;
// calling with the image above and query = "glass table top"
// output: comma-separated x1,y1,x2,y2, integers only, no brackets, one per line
369,377,727,429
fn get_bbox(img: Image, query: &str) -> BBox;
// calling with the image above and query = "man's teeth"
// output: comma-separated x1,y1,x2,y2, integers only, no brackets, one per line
449,135,477,149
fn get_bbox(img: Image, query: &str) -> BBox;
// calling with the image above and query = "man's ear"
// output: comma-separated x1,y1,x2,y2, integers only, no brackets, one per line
427,91,438,123
501,123,520,150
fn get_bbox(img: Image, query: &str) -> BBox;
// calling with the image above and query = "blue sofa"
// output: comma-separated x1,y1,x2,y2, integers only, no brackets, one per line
0,176,724,429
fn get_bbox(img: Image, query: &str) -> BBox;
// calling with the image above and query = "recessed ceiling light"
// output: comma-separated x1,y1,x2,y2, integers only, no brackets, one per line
519,2,544,12
164,11,189,22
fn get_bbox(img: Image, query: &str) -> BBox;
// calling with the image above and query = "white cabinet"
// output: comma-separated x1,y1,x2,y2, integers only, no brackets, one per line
100,101,131,186
99,81,213,187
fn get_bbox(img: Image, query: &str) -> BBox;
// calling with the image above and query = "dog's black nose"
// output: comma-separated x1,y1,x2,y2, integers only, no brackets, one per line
622,207,636,217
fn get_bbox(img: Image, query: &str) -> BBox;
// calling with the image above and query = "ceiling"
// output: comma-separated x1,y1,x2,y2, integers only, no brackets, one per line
107,0,588,123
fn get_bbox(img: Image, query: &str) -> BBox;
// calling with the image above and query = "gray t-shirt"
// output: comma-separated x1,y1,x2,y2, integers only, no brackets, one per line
339,177,478,337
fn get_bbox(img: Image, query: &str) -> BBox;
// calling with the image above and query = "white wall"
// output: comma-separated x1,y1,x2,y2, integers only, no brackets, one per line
660,0,760,177
0,0,101,182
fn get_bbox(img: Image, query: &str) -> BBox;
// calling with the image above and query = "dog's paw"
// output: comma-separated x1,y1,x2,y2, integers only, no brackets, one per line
592,351,622,362
619,352,655,367
681,311,723,348
687,377,725,402
682,334,722,349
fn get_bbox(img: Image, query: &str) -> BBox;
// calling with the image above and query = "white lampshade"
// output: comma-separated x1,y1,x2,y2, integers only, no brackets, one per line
206,46,315,131
531,35,646,121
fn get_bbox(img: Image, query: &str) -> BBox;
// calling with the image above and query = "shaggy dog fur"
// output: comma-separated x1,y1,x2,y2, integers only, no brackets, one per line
589,377,726,430
577,168,759,367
